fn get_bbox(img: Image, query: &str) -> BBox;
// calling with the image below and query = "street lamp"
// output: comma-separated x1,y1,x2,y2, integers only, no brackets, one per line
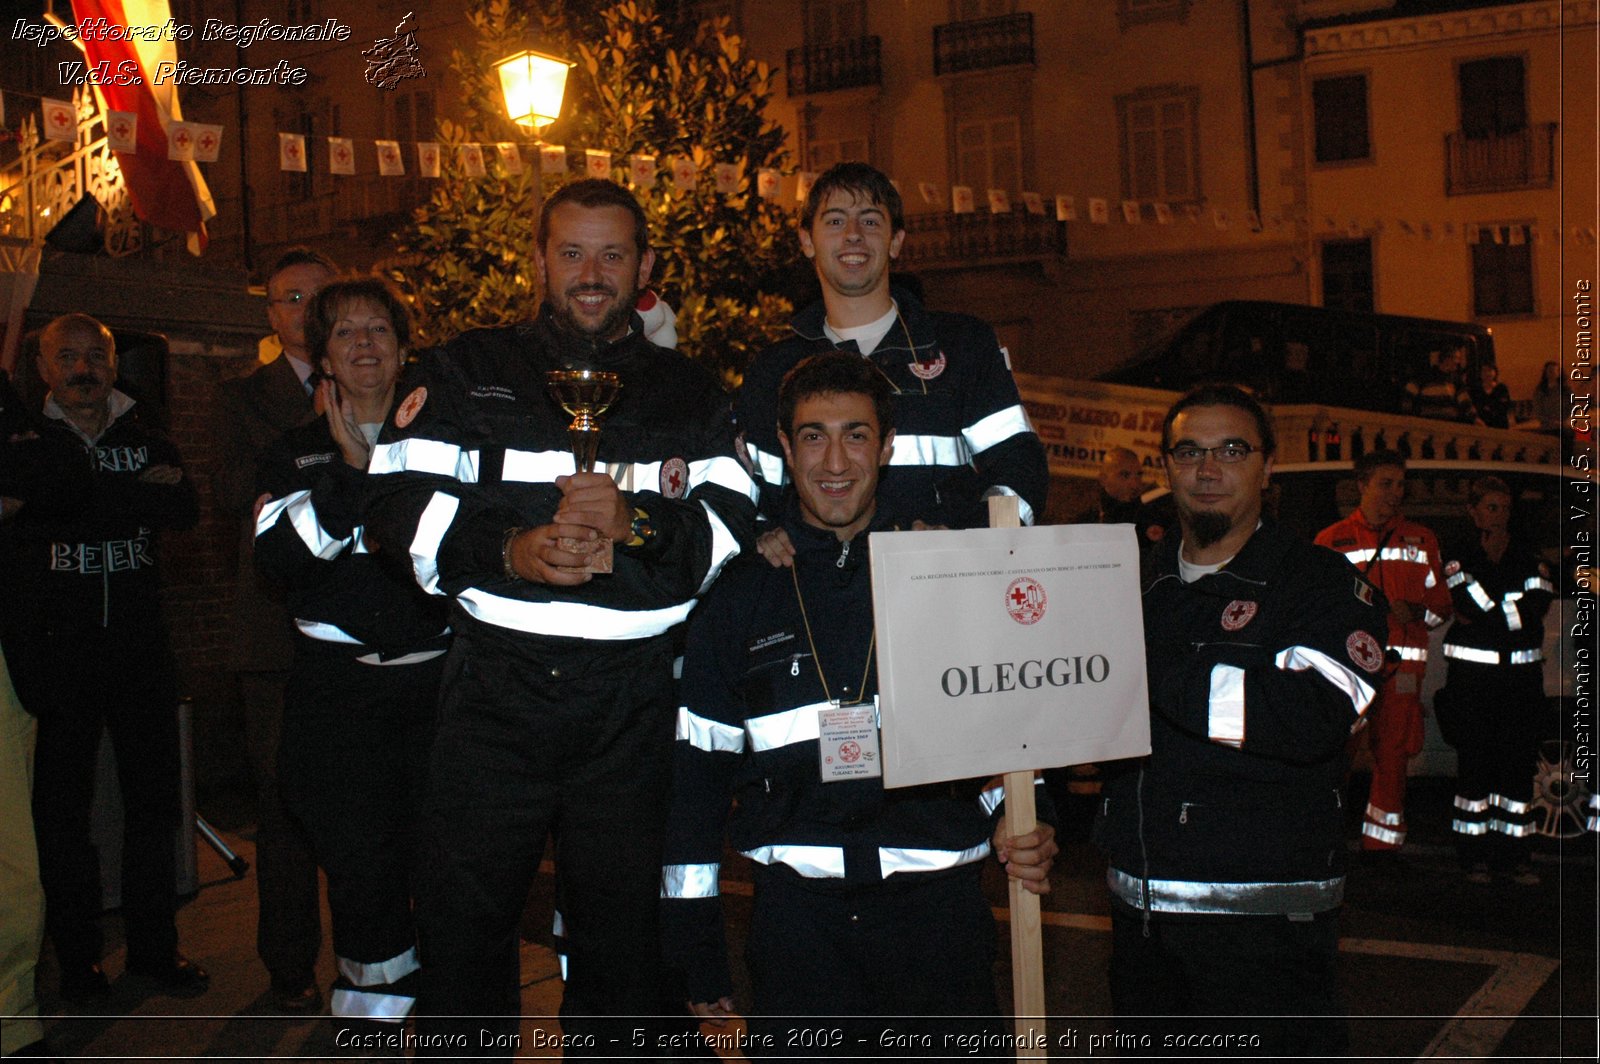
494,49,574,131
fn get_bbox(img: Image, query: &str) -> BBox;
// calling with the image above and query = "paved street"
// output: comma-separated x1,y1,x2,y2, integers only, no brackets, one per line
31,776,1598,1061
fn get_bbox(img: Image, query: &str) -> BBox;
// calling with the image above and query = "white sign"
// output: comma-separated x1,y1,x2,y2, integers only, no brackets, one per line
870,524,1150,788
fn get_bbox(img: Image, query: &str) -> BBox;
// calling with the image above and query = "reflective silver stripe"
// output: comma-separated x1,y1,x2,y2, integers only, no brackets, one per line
1510,649,1543,665
1588,815,1599,833
1454,795,1490,813
456,586,695,640
695,499,744,595
1424,568,1438,589
1465,578,1495,612
1105,867,1343,915
1490,794,1531,815
1453,819,1489,835
1423,609,1447,629
1391,646,1428,662
880,842,991,876
743,844,846,878
338,947,419,988
963,404,1032,454
355,648,447,667
675,706,745,753
745,442,787,487
1525,575,1555,593
256,490,355,559
297,619,362,644
551,910,565,937
369,437,481,483
1447,571,1467,588
330,987,413,1022
983,485,1035,526
1501,591,1524,632
691,454,761,505
1274,644,1377,716
660,863,720,899
410,491,459,595
978,783,1005,816
1365,803,1402,827
1488,818,1535,838
501,448,572,482
1342,547,1434,567
888,432,970,467
1362,821,1404,845
1207,664,1246,747
746,701,828,752
1444,644,1498,664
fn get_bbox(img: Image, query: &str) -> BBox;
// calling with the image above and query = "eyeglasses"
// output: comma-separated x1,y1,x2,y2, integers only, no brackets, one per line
1165,442,1260,465
269,292,308,306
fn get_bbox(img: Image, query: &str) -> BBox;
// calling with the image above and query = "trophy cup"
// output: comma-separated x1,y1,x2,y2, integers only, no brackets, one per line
547,368,623,573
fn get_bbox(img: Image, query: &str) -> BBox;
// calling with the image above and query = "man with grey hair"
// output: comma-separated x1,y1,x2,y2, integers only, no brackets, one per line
4,314,205,1001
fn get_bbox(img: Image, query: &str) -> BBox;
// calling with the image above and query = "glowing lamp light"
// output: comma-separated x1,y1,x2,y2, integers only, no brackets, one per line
494,49,574,130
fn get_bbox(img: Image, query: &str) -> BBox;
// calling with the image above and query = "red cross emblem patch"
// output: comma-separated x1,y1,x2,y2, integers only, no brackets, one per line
1220,599,1257,631
1346,630,1385,674
394,386,427,429
1005,577,1047,625
660,457,688,499
909,350,947,381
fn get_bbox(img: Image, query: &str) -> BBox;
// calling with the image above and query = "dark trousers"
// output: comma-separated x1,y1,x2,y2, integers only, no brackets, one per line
20,628,181,971
279,641,442,1018
1109,906,1347,1057
414,635,676,1058
240,670,322,984
744,863,1004,1057
1445,660,1543,868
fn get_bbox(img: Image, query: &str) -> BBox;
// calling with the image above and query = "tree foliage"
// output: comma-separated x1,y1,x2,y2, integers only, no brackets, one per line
391,0,799,385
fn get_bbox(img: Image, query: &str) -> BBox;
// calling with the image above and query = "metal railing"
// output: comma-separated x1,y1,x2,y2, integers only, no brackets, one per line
933,12,1034,76
898,209,1065,269
1445,123,1556,195
786,36,882,95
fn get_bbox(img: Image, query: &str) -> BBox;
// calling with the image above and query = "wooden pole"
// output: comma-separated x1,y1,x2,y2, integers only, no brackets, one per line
987,495,1047,1058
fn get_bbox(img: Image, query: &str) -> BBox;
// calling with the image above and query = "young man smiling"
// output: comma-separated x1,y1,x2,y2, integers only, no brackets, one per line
735,162,1047,556
662,352,1055,1053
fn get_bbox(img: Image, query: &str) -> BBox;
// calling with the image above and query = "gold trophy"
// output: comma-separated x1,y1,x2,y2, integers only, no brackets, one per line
547,368,623,573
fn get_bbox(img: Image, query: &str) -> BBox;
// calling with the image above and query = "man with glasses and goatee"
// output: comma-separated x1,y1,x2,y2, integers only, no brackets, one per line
1093,385,1388,1057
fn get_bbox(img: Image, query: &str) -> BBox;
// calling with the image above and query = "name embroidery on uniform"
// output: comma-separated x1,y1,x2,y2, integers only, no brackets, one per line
296,452,335,468
470,385,517,401
749,630,795,653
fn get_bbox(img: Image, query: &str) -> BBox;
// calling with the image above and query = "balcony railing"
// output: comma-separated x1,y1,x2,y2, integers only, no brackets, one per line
786,36,882,95
933,12,1034,76
897,209,1065,269
1445,123,1556,195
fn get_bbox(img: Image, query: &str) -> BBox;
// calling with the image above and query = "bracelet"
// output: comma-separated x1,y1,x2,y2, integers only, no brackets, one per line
501,526,524,581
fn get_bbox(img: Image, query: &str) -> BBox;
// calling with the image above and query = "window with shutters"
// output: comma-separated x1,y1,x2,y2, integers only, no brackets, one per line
387,89,436,143
1320,238,1374,314
1117,88,1199,202
806,137,870,173
1459,56,1526,139
1312,74,1371,164
1471,223,1534,317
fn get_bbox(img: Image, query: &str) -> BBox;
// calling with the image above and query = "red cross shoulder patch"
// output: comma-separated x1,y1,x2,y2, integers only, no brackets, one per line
659,457,689,499
394,386,427,429
1346,630,1385,674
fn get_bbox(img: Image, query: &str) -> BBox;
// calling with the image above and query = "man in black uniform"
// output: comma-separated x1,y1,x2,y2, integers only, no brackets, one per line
661,352,1056,1052
4,314,206,1001
1094,385,1387,1055
365,179,757,1053
735,162,1047,558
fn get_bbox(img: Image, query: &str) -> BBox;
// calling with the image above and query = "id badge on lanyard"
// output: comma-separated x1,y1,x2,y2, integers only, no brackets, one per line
818,695,882,782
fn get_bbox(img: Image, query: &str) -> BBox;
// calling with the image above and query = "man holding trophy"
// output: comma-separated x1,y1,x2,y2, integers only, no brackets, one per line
366,179,757,1053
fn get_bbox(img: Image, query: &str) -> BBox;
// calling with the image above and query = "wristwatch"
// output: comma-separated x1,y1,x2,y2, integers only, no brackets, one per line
623,507,655,550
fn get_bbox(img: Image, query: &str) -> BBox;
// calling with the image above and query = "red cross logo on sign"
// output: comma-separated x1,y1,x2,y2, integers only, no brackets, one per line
51,110,69,128
1005,577,1047,625
113,121,129,138
174,129,191,148
200,133,216,150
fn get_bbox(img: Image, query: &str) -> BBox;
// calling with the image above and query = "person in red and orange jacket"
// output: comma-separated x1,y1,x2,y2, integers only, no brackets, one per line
1315,450,1453,859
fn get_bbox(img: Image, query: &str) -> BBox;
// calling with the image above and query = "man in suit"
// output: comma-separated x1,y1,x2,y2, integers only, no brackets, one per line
213,248,335,1011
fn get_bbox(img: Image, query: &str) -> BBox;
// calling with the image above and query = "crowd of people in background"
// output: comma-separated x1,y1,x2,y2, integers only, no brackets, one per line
0,162,1578,1061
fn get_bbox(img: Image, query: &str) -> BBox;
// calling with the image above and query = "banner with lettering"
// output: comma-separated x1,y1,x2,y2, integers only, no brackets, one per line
869,524,1149,788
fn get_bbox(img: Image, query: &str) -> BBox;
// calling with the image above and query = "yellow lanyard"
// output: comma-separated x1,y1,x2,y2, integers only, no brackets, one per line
789,563,875,706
